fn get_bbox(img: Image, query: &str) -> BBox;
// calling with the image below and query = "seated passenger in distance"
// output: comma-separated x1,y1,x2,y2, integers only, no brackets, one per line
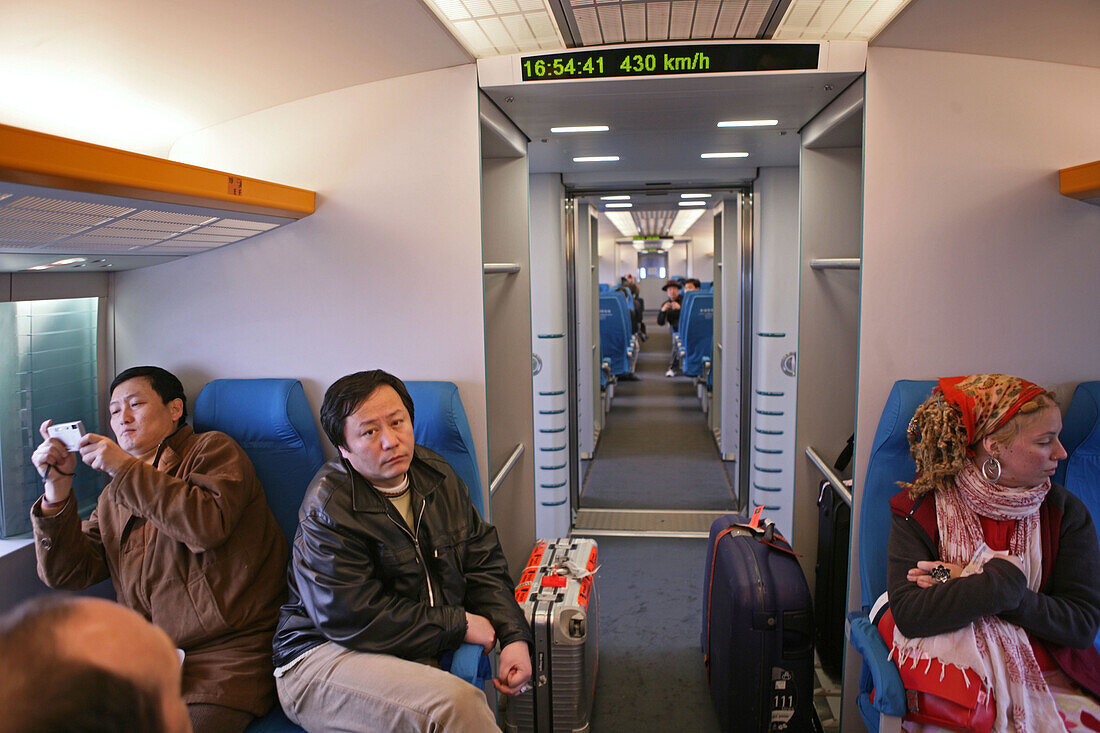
30,366,288,733
683,278,701,291
0,595,192,733
657,279,683,377
889,374,1100,728
273,370,533,733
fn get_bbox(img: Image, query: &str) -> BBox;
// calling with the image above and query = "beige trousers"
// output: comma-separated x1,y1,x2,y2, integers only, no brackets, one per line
275,641,500,733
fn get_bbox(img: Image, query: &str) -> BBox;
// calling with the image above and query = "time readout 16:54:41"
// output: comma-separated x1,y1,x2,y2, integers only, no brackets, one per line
522,55,605,79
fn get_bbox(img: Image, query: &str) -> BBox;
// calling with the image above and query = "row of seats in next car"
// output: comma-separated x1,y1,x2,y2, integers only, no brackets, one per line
672,289,715,413
598,289,639,410
192,378,493,733
848,379,1100,732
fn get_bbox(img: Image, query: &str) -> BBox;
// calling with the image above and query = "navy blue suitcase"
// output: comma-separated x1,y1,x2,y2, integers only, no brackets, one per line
702,512,816,732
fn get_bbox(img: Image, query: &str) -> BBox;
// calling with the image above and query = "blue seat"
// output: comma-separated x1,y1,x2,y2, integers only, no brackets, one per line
1055,381,1100,655
193,379,324,545
194,379,322,733
599,293,633,377
678,293,713,378
846,379,935,732
405,381,487,521
598,283,610,292
194,378,491,731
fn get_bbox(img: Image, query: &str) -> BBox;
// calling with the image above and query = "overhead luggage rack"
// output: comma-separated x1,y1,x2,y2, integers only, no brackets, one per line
1059,160,1100,206
0,124,315,268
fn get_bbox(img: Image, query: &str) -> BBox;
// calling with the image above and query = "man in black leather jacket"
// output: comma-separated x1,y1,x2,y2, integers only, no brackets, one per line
272,370,532,732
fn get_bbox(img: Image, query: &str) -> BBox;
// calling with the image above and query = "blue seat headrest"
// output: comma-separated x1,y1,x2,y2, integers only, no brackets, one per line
859,379,936,606
405,381,487,520
193,379,324,543
1058,383,1100,562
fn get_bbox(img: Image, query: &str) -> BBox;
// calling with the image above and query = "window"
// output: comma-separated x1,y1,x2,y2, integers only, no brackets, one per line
0,298,103,538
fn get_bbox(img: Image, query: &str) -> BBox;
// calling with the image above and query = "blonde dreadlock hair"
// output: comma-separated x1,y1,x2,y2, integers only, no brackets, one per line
899,394,969,497
899,389,1058,497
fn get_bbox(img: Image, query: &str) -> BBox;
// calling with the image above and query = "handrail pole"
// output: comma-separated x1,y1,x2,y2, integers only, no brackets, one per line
490,443,525,495
805,445,853,507
484,263,522,274
809,258,861,270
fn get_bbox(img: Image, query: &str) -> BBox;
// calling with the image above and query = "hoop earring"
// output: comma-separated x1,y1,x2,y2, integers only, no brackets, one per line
982,457,1002,483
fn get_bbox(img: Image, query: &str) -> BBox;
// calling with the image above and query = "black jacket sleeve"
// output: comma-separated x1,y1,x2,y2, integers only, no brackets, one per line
998,491,1100,649
886,513,1028,638
458,498,533,650
291,512,467,660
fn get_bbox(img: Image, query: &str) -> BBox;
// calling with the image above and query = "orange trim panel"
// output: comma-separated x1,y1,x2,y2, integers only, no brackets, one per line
1059,160,1100,201
0,124,315,218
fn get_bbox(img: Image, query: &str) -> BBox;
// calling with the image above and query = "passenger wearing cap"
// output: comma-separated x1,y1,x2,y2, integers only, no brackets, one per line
657,279,683,377
888,374,1100,728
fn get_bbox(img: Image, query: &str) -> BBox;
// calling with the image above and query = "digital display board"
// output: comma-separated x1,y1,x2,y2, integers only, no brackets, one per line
520,43,819,82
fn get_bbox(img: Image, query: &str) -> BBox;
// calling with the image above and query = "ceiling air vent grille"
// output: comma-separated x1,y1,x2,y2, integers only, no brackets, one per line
0,187,290,255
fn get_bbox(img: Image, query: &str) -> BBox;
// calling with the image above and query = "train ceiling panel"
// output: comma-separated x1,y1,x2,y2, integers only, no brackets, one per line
563,0,785,46
427,0,911,55
0,124,314,272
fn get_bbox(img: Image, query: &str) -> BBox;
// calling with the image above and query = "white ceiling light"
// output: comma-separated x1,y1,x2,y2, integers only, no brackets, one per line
679,201,705,207
600,195,631,200
717,119,779,127
421,0,565,58
551,125,610,133
574,156,620,162
670,209,706,237
701,152,749,159
49,257,87,266
605,211,637,237
605,202,633,208
681,193,712,199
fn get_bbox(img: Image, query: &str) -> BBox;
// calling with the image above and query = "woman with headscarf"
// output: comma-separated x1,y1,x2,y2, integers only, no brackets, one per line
888,374,1100,731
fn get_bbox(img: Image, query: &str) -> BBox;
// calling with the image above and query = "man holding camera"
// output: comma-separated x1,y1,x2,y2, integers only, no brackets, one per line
30,366,287,733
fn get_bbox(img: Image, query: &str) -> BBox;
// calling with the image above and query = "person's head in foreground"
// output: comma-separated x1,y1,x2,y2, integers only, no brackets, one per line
0,595,191,733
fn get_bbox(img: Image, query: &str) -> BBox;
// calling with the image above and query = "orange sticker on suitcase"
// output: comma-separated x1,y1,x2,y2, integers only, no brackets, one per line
578,577,593,610
586,546,598,571
525,543,546,570
515,581,531,603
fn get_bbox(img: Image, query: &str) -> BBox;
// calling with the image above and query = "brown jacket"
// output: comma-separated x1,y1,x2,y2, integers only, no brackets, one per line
31,425,287,716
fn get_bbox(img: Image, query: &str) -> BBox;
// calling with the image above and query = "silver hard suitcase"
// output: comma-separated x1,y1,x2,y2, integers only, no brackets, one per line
504,537,599,733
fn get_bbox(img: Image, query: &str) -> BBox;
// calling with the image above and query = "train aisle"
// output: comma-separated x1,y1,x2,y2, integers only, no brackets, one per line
573,314,729,732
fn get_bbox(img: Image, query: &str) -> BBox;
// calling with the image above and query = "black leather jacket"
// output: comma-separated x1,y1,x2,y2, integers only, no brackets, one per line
273,447,532,667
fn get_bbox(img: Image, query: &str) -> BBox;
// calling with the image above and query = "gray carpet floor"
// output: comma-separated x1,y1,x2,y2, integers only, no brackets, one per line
579,534,721,733
581,316,736,511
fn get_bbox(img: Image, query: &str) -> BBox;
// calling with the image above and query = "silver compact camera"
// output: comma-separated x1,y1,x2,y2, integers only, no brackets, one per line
47,421,87,452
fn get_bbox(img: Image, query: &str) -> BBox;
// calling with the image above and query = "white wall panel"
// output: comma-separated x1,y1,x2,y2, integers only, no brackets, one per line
529,174,571,538
749,167,800,540
112,65,489,480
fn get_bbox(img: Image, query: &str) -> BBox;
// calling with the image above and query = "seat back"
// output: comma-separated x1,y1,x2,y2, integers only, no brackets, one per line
680,289,699,321
598,294,630,376
859,379,936,607
1056,381,1100,654
680,293,714,377
193,379,325,544
404,381,487,521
